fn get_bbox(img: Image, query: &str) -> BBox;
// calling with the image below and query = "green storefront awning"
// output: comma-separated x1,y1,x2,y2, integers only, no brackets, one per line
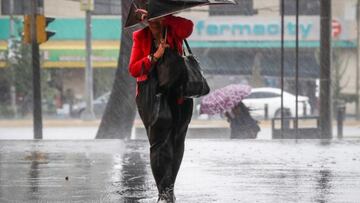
0,17,357,68
0,17,357,47
0,17,122,40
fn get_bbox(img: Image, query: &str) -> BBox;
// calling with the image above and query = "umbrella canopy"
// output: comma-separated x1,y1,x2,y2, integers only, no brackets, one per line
125,0,236,29
124,0,149,30
200,84,252,115
147,0,208,21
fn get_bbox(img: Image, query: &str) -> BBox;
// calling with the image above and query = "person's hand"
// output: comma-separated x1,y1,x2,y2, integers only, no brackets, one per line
154,39,169,59
135,9,148,21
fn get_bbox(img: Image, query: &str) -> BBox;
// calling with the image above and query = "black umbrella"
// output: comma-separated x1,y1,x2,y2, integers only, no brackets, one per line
124,0,149,30
124,0,236,29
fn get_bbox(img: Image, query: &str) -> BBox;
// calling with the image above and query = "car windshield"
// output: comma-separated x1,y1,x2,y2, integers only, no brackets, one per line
247,91,280,99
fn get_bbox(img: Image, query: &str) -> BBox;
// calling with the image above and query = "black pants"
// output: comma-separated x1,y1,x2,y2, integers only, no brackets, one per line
136,88,193,194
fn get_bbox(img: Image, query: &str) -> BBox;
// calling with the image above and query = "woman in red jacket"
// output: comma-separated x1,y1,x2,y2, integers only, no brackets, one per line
129,10,194,203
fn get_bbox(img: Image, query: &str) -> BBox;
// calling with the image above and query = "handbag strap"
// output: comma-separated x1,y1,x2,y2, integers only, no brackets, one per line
183,39,193,56
163,27,177,51
162,26,192,56
163,26,168,42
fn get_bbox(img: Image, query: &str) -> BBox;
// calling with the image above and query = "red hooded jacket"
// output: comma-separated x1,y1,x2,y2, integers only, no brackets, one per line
129,15,194,86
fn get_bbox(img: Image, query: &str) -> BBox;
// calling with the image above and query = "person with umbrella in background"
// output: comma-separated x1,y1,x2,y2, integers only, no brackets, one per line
128,5,194,203
200,84,260,139
224,101,260,139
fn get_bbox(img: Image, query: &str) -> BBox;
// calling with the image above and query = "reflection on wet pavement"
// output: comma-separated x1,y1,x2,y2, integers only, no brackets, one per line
0,139,360,202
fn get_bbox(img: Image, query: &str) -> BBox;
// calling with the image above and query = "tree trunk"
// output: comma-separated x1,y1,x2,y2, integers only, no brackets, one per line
96,0,136,139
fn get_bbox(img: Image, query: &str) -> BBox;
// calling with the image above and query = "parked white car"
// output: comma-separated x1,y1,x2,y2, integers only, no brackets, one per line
242,87,311,119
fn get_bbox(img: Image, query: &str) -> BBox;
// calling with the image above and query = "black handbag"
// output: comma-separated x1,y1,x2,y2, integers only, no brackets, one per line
156,28,185,91
136,41,172,128
182,39,210,98
156,28,210,97
137,65,172,128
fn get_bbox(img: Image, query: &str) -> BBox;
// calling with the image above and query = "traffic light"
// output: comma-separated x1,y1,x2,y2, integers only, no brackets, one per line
23,15,31,44
36,15,56,44
22,15,55,44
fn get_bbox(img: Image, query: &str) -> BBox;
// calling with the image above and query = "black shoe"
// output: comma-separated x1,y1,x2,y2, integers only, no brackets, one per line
157,193,171,203
169,185,176,202
157,187,175,203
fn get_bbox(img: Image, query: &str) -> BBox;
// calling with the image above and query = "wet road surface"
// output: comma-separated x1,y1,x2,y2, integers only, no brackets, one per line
0,139,360,202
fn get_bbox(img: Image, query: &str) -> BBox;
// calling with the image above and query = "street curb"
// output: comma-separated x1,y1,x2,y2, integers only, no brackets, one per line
0,119,359,129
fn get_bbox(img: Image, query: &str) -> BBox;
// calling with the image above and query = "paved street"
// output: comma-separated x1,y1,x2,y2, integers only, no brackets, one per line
1,139,360,202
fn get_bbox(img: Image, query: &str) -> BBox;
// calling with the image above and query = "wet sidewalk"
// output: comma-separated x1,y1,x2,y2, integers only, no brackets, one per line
1,139,360,202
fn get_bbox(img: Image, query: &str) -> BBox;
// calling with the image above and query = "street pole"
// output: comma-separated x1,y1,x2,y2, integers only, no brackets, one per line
319,0,332,138
295,0,299,137
356,0,360,120
31,0,43,139
280,0,285,138
8,0,17,118
82,9,95,120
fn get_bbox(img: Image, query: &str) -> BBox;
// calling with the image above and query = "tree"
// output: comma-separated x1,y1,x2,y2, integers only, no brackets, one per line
315,48,353,117
96,0,137,139
332,49,353,117
3,17,34,117
332,50,350,103
1,17,61,118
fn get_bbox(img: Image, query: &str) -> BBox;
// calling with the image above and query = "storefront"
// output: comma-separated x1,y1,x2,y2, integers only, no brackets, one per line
187,16,357,102
189,16,356,77
0,15,356,77
0,15,358,113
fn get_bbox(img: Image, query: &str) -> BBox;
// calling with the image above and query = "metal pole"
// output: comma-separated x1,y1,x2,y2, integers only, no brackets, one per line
356,0,360,120
336,102,345,138
319,0,332,138
31,0,43,139
264,104,269,120
280,0,285,138
83,10,95,120
303,101,307,117
8,0,14,44
8,0,17,118
295,0,299,138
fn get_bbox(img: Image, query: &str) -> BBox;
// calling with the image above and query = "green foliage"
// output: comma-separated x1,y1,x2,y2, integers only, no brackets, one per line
2,24,58,117
315,48,351,104
7,43,33,94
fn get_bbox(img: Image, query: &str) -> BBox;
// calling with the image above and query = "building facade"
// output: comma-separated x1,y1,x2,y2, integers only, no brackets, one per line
0,0,359,116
